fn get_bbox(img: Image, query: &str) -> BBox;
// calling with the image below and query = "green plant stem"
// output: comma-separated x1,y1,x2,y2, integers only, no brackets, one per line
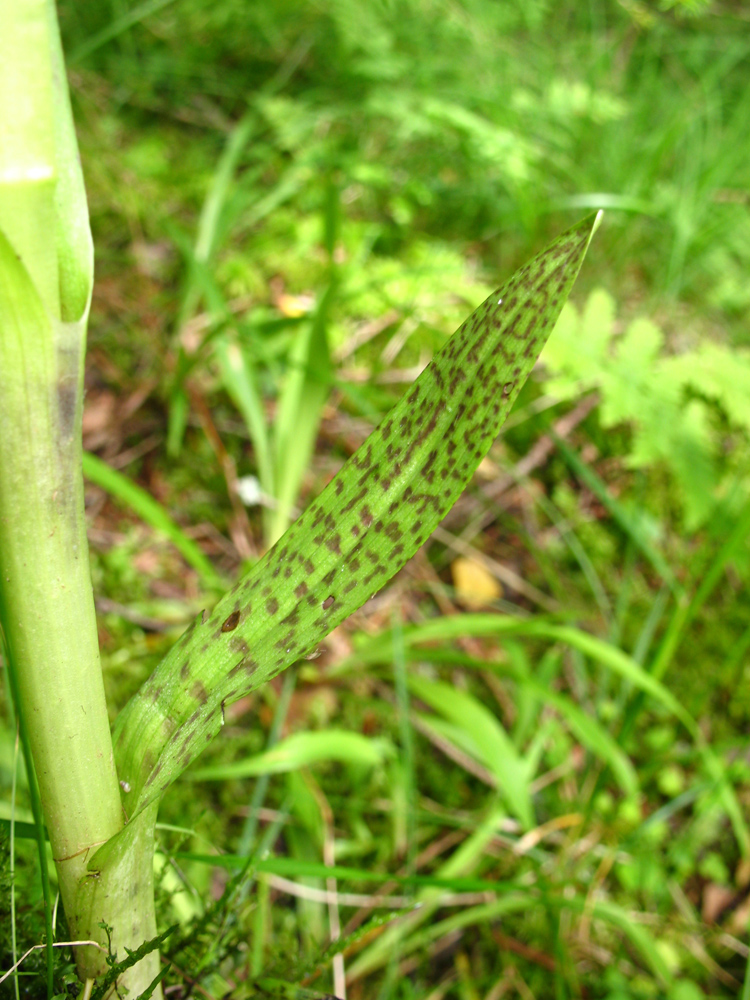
0,270,162,990
0,5,162,990
82,803,162,996
0,259,130,978
5,669,55,998
9,722,21,1000
0,10,123,986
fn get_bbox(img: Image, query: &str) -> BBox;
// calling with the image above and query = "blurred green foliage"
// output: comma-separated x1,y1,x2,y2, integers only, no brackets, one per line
542,288,750,529
60,0,750,319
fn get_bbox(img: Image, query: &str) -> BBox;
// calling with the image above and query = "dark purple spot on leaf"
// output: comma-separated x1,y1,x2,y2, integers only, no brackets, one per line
229,635,249,655
191,680,207,704
221,611,241,632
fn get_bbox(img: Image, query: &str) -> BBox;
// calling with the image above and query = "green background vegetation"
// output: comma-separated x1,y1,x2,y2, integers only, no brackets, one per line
2,0,750,997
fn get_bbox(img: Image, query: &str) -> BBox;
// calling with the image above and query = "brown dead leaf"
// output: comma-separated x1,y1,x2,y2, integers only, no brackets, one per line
702,883,735,924
132,549,161,576
476,456,501,480
730,895,750,935
82,390,118,449
736,857,750,888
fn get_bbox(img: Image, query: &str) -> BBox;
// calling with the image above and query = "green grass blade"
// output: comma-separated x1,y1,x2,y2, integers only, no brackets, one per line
195,115,256,266
82,451,223,589
214,333,274,503
532,681,638,797
187,730,393,781
238,669,296,859
269,282,335,544
348,887,529,982
408,674,534,828
392,612,417,867
420,647,638,797
10,721,19,1000
344,614,694,731
608,493,750,851
111,213,601,820
168,113,256,456
249,978,344,1000
0,818,48,840
334,614,680,711
174,853,519,894
570,898,674,988
339,613,749,852
534,489,612,623
173,112,256,335
549,428,680,593
650,491,750,682
69,0,179,63
359,638,637,796
166,385,190,460
311,804,513,982
269,180,340,544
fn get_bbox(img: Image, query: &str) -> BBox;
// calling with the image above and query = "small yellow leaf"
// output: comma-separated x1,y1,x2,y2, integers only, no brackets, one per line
476,456,500,480
277,292,315,317
451,556,502,607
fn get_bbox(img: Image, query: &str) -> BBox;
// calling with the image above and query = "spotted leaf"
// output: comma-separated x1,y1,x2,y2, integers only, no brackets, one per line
112,212,601,820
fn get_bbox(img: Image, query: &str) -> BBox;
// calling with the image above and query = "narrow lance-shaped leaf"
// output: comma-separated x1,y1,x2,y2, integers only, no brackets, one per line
111,213,601,824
